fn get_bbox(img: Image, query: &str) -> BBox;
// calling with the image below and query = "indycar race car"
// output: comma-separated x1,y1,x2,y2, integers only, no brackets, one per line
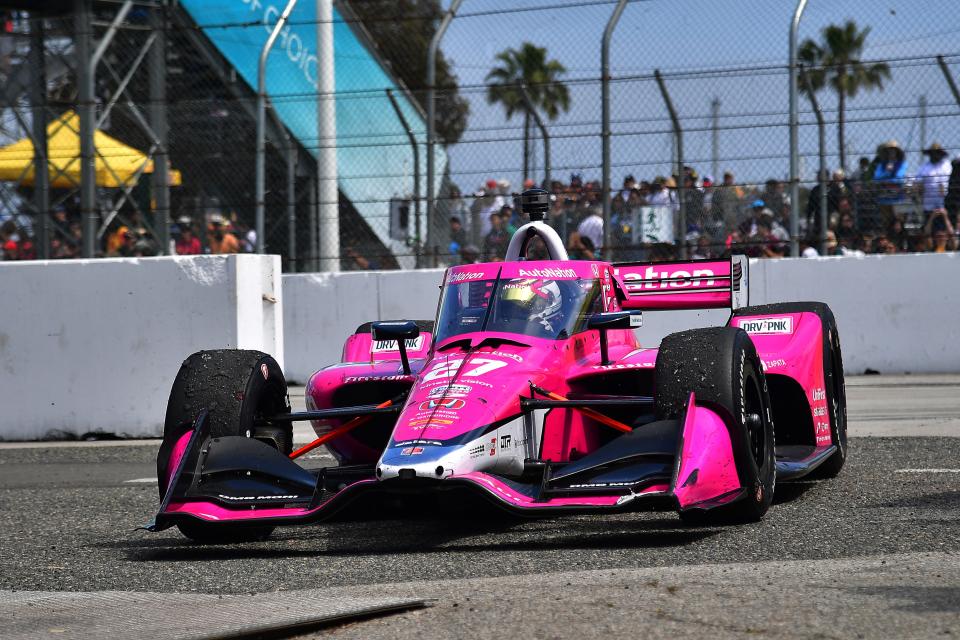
150,189,847,542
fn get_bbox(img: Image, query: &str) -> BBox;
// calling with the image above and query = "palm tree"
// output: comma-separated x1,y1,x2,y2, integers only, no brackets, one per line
486,43,570,182
799,20,891,170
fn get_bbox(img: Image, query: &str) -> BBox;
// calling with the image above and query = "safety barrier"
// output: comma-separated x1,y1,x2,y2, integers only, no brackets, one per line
0,254,282,439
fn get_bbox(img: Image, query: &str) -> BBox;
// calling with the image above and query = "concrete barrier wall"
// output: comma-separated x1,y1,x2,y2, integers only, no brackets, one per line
0,255,282,439
283,253,960,380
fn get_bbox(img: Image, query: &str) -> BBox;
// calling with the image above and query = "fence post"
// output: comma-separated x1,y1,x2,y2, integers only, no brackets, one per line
267,108,296,272
149,1,170,255
426,0,464,256
317,0,339,272
601,0,628,259
801,65,827,256
29,15,49,260
519,83,550,189
937,55,960,109
257,0,298,255
386,88,421,267
788,0,808,258
654,70,686,259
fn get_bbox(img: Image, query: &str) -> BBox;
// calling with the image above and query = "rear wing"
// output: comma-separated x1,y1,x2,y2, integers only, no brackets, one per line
612,255,748,311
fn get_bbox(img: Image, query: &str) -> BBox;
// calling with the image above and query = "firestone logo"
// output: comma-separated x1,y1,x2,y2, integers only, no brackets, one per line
619,266,717,290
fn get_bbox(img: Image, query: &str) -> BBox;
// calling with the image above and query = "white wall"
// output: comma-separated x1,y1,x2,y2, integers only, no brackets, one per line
0,254,281,440
282,254,960,380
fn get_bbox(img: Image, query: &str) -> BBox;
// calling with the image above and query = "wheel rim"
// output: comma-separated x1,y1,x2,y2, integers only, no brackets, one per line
744,372,766,468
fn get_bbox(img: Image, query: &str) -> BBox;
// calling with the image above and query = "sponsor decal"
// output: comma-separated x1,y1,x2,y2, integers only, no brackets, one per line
260,363,269,380
373,336,425,352
450,271,485,283
427,384,472,398
812,387,826,402
736,316,794,335
812,406,827,417
407,418,454,427
489,350,524,363
591,263,600,278
468,444,485,458
568,481,636,488
344,374,412,383
590,362,655,370
517,267,578,279
617,266,717,290
401,446,424,456
489,436,497,456
629,313,643,328
761,358,787,370
393,439,442,447
499,434,512,449
419,398,466,411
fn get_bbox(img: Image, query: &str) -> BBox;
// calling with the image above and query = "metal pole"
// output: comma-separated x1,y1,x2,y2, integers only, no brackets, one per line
149,1,169,255
654,70,686,259
801,66,827,256
317,0,338,271
710,98,720,183
386,88,421,266
788,0,808,258
257,0,298,255
601,0,628,259
76,0,96,258
519,84,550,188
919,95,927,165
426,0,463,254
937,55,960,109
268,108,296,272
29,16,49,260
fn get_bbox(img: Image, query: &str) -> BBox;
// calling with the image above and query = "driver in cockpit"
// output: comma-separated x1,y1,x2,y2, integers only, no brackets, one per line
498,278,565,337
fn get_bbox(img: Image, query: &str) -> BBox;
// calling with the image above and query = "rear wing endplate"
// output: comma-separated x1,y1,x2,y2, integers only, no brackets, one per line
612,254,748,311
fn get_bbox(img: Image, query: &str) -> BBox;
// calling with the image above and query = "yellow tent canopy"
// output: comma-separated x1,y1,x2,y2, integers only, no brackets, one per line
0,110,181,189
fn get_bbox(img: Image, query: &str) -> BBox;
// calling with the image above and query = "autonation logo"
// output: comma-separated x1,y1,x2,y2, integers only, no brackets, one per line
517,267,577,279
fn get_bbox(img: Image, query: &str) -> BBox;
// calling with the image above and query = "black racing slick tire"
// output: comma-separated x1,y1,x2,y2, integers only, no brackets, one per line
732,301,847,478
655,327,776,524
157,349,290,543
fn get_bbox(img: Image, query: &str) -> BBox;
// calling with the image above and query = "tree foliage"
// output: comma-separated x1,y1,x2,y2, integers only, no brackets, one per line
348,0,469,145
799,20,891,169
485,42,570,121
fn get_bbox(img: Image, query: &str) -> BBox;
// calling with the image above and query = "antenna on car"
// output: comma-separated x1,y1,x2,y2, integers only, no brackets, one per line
520,188,550,222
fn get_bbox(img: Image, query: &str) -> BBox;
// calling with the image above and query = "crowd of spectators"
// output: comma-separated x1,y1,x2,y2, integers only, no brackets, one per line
442,140,960,265
0,198,259,261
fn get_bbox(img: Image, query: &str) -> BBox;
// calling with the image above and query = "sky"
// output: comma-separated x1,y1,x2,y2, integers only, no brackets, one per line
437,0,960,190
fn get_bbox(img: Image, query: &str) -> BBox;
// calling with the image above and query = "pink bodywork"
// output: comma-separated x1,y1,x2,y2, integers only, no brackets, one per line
672,393,742,509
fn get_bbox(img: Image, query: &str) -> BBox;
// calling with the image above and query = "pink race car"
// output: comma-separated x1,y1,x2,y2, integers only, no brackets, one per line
151,189,846,542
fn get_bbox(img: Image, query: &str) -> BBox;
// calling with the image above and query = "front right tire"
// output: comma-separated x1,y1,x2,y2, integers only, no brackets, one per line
655,327,776,524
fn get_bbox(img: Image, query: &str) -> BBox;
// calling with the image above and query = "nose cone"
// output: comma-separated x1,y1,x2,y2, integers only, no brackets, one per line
378,344,545,480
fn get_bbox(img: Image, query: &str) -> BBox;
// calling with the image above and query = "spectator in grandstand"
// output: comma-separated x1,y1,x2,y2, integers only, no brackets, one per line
448,215,467,262
175,220,202,255
567,231,596,260
873,140,908,229
887,216,911,253
459,244,480,265
925,209,957,252
762,179,790,220
482,210,510,261
2,238,17,260
916,143,952,228
851,156,872,182
207,220,239,254
690,233,715,260
756,216,785,258
501,203,521,233
620,175,637,202
343,246,378,271
683,172,706,230
711,171,743,234
576,204,603,255
835,210,860,250
945,157,960,225
471,179,506,239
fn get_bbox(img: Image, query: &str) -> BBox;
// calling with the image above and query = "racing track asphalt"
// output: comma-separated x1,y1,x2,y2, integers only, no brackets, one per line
0,375,958,639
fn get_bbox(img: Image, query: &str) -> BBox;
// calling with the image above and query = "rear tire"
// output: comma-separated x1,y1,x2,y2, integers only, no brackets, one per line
731,302,847,478
655,327,776,524
157,349,290,543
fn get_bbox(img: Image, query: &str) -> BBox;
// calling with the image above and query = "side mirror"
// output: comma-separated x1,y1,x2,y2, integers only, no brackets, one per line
371,321,420,375
587,311,642,365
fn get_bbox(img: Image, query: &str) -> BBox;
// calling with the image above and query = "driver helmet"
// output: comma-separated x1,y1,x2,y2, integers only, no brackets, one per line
500,278,563,332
